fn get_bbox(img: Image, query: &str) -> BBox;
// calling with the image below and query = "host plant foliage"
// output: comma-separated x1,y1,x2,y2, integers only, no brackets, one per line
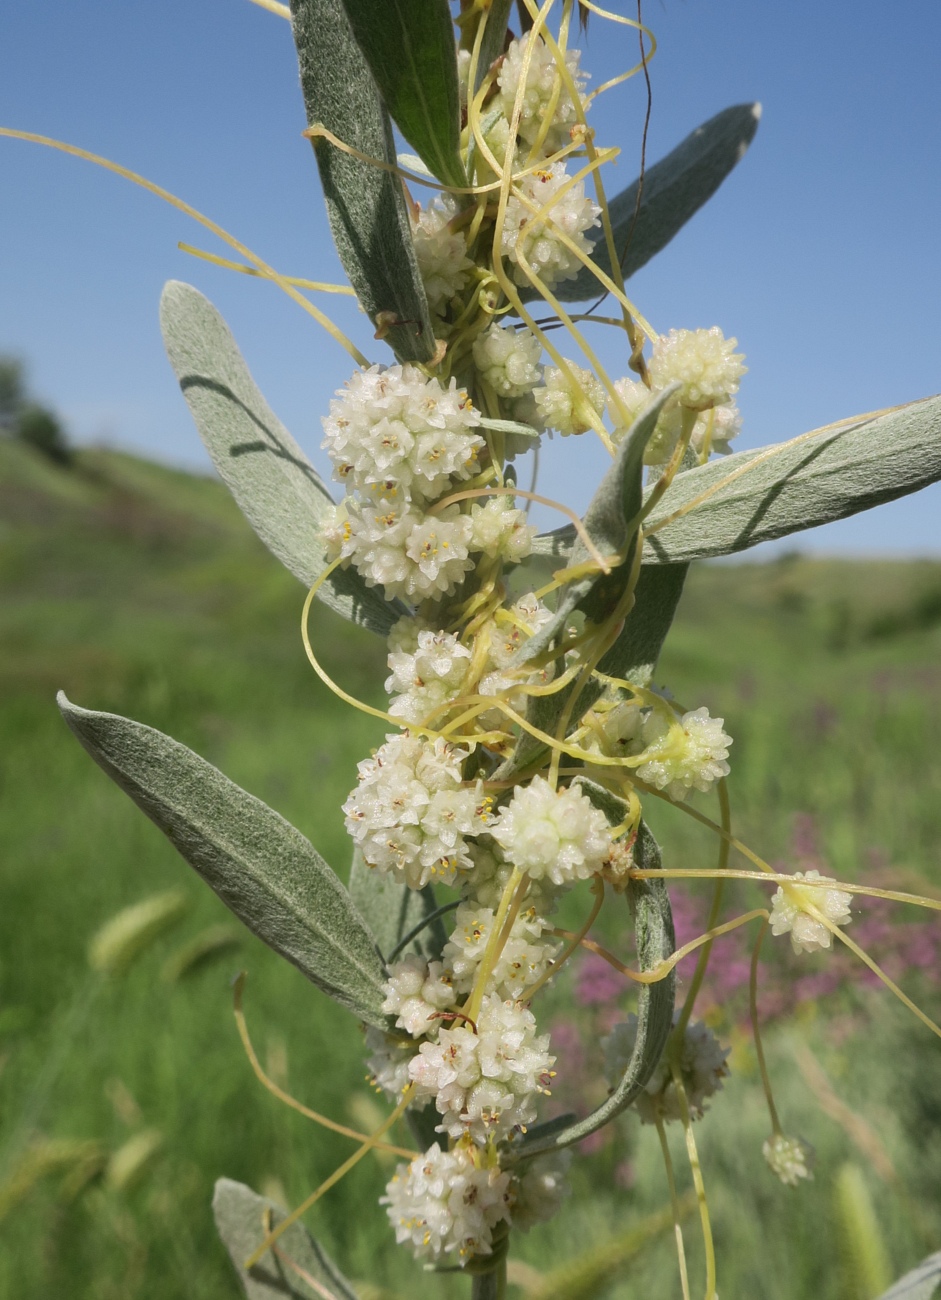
30,1,941,1297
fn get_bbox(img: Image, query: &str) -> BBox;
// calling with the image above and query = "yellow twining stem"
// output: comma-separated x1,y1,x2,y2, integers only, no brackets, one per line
0,127,370,367
465,866,528,1023
670,1066,717,1300
823,919,941,1042
628,868,941,915
676,780,732,1036
428,484,615,574
244,1086,415,1270
178,243,355,294
748,916,782,1136
552,909,770,986
656,1114,693,1300
247,0,290,17
232,974,415,1158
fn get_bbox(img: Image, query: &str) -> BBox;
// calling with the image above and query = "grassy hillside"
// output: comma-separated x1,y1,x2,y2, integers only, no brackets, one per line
1,438,940,1299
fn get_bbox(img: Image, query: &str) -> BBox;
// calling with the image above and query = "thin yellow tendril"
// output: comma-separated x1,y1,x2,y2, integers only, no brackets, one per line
656,1115,692,1300
246,0,290,17
243,1086,415,1269
748,917,781,1135
0,128,370,367
670,1065,717,1300
232,973,414,1159
178,243,355,293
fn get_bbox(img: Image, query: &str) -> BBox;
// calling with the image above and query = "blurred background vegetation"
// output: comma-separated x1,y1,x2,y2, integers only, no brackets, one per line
1,420,940,1299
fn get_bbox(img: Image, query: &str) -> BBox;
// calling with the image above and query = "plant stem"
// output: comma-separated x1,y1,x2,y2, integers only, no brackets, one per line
471,1260,506,1300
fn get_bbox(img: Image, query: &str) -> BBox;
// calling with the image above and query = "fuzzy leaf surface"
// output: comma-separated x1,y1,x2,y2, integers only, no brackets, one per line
348,848,447,964
291,0,434,363
527,103,761,303
530,395,941,565
160,282,399,636
213,1178,359,1299
641,394,941,563
339,0,465,188
58,694,388,1028
515,822,674,1158
877,1254,941,1300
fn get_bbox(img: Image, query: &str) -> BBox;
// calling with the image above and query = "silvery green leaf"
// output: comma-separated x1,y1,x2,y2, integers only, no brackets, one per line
514,822,674,1159
291,0,434,363
213,1178,359,1300
348,848,447,964
510,385,678,672
877,1254,941,1300
339,0,466,189
58,694,388,1029
571,777,629,827
160,282,400,637
526,103,761,303
642,394,941,564
471,0,513,98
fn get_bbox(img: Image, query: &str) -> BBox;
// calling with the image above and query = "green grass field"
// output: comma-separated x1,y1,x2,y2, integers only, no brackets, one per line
1,438,940,1299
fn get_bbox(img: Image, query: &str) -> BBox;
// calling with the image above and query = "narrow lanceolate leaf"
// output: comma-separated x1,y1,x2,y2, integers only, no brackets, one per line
512,385,678,670
876,1253,941,1300
291,0,435,364
516,823,675,1159
213,1178,360,1300
160,282,400,637
642,394,941,564
339,0,465,189
526,103,761,303
58,695,388,1029
348,848,447,964
471,0,513,98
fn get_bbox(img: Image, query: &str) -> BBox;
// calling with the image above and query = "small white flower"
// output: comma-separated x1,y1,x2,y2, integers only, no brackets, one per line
408,995,554,1142
491,775,612,887
498,32,589,155
534,363,605,436
381,954,456,1037
501,164,600,289
510,1151,572,1231
343,734,491,889
763,1134,814,1186
411,195,474,316
472,323,543,399
443,899,560,1001
769,870,852,955
469,498,536,563
344,497,475,602
386,628,471,726
322,365,483,502
647,328,746,412
636,706,732,800
603,1015,730,1125
462,841,562,917
382,1142,512,1261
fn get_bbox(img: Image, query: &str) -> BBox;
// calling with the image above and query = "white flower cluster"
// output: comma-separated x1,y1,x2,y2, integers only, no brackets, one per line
473,323,543,399
383,1141,512,1261
343,734,491,889
610,328,746,466
382,953,456,1037
407,993,554,1142
763,1134,813,1186
443,899,560,1001
603,1015,730,1125
534,363,605,436
498,31,589,155
501,164,600,288
386,627,471,727
587,698,732,801
491,775,613,886
320,365,489,601
769,870,852,955
410,194,474,317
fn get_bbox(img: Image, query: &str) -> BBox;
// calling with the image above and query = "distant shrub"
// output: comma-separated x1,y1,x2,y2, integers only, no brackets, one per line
15,403,71,466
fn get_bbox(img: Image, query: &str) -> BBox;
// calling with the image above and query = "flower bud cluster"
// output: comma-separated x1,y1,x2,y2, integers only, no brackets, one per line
588,696,732,802
603,1014,730,1125
769,870,853,954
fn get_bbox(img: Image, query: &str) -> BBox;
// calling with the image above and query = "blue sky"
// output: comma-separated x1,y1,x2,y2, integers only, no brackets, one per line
2,0,939,554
